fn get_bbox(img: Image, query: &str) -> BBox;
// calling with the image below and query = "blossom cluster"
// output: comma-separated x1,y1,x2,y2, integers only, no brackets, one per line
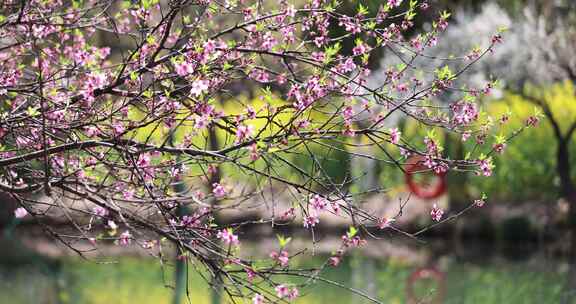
0,0,516,302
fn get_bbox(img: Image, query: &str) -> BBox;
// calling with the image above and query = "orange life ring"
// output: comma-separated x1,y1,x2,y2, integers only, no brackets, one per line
404,155,447,199
406,267,446,304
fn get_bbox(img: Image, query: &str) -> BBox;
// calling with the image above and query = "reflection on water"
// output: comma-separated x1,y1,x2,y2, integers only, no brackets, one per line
0,240,574,304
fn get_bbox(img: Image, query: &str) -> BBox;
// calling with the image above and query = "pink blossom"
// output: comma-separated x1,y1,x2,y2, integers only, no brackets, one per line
203,39,217,54
252,294,264,304
493,143,506,154
84,126,100,137
46,110,65,122
400,148,411,158
261,32,277,50
389,128,401,144
395,83,408,92
342,106,354,120
142,240,157,249
235,124,254,143
246,106,256,119
88,238,97,246
491,33,503,44
303,213,320,229
342,123,355,137
423,154,437,169
85,157,97,166
430,204,444,222
276,73,287,85
207,165,218,176
93,206,108,217
107,220,118,230
424,137,439,154
246,268,257,282
217,228,239,245
248,143,260,161
285,5,296,18
329,256,341,267
287,287,299,301
434,162,449,174
136,153,151,167
270,250,290,267
111,122,125,136
194,114,210,130
311,51,325,62
180,215,201,228
86,71,107,90
451,101,479,126
330,201,341,215
122,189,134,200
475,199,485,207
280,25,296,44
342,235,366,248
338,16,361,34
478,158,493,177
280,208,296,221
119,230,132,246
174,60,195,76
14,207,28,218
212,183,227,198
190,79,210,96
352,42,367,56
309,194,327,211
377,217,395,229
337,58,356,73
249,69,270,83
526,116,540,127
461,131,472,142
387,0,402,7
410,36,423,51
314,36,327,47
275,285,290,298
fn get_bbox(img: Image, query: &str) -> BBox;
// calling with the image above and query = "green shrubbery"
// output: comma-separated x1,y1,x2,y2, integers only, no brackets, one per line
375,82,576,204
474,82,576,202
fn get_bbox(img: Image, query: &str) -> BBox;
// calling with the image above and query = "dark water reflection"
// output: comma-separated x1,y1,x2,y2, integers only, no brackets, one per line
0,238,574,304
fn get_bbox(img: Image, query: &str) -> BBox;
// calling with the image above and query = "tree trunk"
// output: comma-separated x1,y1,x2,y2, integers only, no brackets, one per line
557,141,576,227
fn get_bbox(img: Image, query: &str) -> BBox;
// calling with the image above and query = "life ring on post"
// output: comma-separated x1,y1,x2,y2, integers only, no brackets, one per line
404,155,447,199
406,267,446,304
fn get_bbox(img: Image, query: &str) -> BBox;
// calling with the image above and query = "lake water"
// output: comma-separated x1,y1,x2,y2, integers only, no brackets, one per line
0,239,574,304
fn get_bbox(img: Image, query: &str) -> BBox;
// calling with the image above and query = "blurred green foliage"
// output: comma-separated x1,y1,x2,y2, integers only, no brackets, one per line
474,81,576,202
374,82,576,204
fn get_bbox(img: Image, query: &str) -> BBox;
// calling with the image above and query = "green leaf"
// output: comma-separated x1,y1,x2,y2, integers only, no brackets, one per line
435,65,454,81
494,134,506,144
142,89,153,98
27,106,40,117
277,234,292,247
357,4,369,16
405,10,417,21
440,10,451,20
347,226,358,238
129,71,138,81
223,62,233,71
426,129,437,141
